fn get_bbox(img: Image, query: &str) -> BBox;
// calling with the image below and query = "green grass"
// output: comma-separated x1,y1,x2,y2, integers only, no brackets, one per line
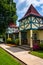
0,48,21,65
30,51,43,59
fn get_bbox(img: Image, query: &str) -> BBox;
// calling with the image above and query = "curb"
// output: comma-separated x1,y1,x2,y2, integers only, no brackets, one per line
0,47,27,65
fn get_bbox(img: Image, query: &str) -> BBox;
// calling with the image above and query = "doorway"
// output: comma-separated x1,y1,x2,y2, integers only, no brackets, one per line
21,32,27,45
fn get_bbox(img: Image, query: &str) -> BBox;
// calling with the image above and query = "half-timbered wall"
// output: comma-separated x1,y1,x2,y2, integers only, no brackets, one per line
19,17,30,31
32,17,43,29
19,16,43,31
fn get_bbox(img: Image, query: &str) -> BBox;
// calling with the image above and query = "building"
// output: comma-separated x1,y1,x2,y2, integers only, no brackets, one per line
6,22,19,40
19,4,43,49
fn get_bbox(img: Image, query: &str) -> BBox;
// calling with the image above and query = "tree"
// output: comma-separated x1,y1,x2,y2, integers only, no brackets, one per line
0,0,18,34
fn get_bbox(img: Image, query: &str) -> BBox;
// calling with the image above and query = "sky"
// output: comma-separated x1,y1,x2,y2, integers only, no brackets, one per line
14,0,43,26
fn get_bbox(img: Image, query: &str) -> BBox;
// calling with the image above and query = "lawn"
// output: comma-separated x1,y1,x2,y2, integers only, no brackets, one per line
0,48,21,65
30,51,43,59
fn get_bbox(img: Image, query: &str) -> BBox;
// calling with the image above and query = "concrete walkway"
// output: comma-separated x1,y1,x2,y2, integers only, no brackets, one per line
0,44,43,65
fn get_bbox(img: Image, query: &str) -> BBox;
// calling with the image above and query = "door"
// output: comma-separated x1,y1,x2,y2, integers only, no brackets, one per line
21,32,27,45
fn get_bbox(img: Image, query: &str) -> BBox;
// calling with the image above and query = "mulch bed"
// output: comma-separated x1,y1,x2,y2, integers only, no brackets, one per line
6,44,17,47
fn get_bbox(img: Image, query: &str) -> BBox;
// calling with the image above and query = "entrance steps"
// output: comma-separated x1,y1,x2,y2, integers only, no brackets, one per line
18,45,30,50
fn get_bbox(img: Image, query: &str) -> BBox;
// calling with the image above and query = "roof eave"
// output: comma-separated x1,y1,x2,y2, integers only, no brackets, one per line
19,14,43,22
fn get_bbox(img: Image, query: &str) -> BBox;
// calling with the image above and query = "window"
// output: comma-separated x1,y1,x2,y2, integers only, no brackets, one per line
33,33,37,40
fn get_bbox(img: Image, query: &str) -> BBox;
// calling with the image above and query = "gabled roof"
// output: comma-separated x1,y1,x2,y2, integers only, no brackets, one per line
24,4,41,17
9,22,18,28
19,4,43,21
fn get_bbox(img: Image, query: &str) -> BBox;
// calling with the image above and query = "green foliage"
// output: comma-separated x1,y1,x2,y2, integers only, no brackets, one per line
0,0,18,33
15,39,19,45
11,39,15,44
30,51,43,58
7,38,15,44
0,48,21,65
39,43,43,49
7,38,12,43
0,35,3,38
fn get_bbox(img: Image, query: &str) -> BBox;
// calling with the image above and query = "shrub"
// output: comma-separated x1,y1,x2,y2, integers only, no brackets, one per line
7,38,12,44
11,39,15,44
15,39,19,45
39,43,43,50
33,43,40,51
7,38,11,41
7,38,19,45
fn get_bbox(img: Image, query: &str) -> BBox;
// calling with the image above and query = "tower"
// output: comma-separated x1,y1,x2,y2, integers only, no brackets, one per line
19,4,43,30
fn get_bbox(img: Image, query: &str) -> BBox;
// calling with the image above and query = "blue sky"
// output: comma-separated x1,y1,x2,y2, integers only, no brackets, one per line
14,0,43,26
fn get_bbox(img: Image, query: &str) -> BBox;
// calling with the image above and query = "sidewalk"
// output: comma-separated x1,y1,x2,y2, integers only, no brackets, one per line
0,44,43,65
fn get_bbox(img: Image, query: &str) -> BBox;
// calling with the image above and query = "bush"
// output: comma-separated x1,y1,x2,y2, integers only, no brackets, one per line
7,38,15,44
11,39,15,44
7,38,19,45
7,38,12,44
39,43,43,50
15,39,19,45
33,43,40,51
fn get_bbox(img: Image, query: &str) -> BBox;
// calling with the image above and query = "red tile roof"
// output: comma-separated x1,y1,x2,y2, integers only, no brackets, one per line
24,4,41,17
9,23,18,28
19,4,43,21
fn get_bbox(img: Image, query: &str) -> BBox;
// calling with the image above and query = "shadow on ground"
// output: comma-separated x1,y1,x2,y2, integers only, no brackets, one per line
6,47,26,53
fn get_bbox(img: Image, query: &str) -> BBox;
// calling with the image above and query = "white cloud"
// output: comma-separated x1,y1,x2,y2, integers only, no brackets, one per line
16,0,25,7
41,6,43,13
17,6,29,20
26,0,43,7
41,6,43,9
14,0,43,7
18,0,25,4
14,0,43,20
14,0,43,26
